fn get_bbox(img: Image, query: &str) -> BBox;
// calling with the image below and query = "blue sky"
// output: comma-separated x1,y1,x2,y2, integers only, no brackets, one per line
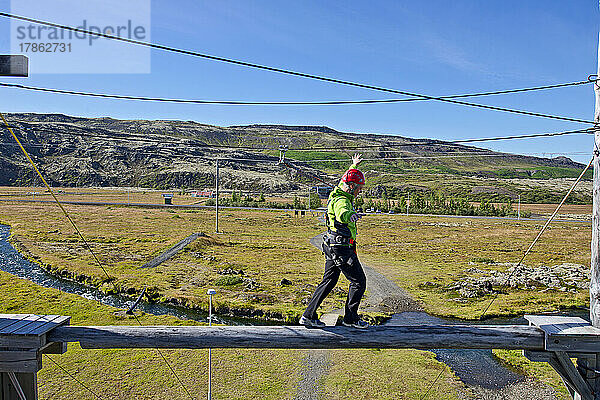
0,1,598,163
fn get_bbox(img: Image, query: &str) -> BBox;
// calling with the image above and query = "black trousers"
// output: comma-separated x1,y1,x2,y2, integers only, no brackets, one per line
303,244,367,323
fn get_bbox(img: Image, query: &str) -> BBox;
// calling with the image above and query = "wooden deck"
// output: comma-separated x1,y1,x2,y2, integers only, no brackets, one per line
0,314,70,400
523,315,600,400
525,314,600,352
0,314,70,350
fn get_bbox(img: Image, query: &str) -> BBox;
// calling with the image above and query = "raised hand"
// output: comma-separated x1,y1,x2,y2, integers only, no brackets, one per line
352,153,363,166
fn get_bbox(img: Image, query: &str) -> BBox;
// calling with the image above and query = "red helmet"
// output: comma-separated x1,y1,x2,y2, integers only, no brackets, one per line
342,169,365,185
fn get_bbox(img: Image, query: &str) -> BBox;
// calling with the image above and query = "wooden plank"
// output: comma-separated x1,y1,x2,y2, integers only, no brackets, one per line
523,350,552,362
551,325,600,337
16,315,70,336
39,342,67,355
523,350,597,362
0,351,41,374
0,316,31,333
28,315,70,336
0,335,44,349
3,316,45,335
0,350,37,363
0,358,41,374
12,315,60,335
47,324,546,350
525,315,589,329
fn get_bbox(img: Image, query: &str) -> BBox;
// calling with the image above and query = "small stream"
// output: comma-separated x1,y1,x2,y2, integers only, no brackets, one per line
0,223,586,392
0,224,242,325
387,312,526,389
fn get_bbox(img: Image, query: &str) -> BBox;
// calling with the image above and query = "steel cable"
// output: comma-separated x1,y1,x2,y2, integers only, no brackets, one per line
0,13,595,124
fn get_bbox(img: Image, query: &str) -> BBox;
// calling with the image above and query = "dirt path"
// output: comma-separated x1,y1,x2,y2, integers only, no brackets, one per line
295,233,560,400
294,234,421,400
308,233,422,314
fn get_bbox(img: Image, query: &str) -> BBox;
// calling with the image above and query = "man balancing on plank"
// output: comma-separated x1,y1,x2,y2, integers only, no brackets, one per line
300,153,369,329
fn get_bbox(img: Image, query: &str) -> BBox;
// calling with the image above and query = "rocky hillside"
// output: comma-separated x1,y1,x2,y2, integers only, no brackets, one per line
0,113,590,201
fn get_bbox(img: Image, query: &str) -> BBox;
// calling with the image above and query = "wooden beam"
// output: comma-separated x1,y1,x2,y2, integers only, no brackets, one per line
554,351,595,400
0,350,40,373
0,56,28,77
47,324,546,350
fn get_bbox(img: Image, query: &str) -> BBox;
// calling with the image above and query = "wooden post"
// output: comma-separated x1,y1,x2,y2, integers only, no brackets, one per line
591,31,600,328
592,31,600,400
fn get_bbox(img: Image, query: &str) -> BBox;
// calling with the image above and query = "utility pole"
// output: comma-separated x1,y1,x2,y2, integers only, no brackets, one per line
518,194,521,220
406,192,409,216
215,159,219,233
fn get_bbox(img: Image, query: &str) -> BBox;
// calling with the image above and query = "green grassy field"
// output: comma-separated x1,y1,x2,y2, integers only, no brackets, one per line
0,196,590,398
1,266,462,399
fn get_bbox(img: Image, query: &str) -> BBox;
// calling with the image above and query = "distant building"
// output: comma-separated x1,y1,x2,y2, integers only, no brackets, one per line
191,191,215,198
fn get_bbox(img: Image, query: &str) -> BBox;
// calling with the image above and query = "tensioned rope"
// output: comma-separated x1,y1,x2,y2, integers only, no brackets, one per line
418,156,595,400
0,12,595,124
0,113,196,400
418,364,449,400
0,78,594,106
0,112,113,281
131,314,195,400
479,156,594,318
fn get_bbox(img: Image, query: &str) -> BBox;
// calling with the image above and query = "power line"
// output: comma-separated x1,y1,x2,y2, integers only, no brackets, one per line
0,12,595,124
451,128,594,144
0,79,594,106
285,128,594,151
